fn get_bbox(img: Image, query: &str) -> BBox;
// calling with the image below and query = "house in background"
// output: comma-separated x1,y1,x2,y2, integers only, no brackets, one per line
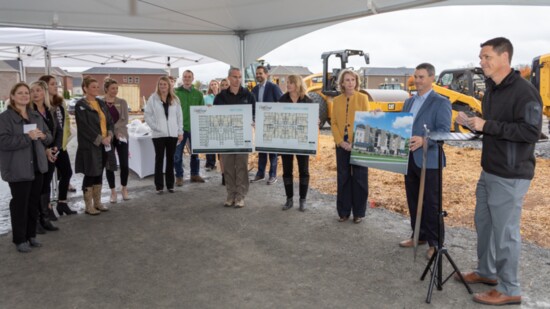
357,67,415,90
82,67,168,111
269,66,313,93
0,61,73,101
67,72,83,96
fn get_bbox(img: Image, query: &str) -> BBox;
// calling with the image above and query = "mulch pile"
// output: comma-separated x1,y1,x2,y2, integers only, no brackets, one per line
250,135,550,248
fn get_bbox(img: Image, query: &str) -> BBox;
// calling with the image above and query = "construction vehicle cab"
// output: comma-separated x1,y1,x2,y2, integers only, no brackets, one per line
304,49,409,128
429,67,485,132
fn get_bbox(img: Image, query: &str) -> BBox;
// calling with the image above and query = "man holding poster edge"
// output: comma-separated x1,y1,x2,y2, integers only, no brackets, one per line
399,63,451,260
213,68,256,208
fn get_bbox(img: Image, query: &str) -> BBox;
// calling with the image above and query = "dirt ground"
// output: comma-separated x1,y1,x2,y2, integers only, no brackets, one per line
250,134,550,248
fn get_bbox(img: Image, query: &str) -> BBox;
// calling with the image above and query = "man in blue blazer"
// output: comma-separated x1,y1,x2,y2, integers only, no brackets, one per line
399,63,452,260
251,66,283,185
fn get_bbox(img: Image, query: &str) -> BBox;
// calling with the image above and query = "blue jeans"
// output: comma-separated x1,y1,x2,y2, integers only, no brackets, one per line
174,131,200,177
256,153,278,178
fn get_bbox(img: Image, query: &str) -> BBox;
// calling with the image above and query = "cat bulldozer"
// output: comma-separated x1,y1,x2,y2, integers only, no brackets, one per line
303,50,410,128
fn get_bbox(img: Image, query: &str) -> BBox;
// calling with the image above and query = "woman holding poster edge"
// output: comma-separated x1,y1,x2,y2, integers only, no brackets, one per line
278,75,312,212
330,69,370,224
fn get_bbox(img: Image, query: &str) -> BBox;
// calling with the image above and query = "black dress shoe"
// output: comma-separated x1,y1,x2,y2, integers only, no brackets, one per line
28,238,42,247
282,198,293,210
40,219,59,231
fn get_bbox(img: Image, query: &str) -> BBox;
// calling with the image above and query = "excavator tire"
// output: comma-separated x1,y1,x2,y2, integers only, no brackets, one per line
307,92,328,129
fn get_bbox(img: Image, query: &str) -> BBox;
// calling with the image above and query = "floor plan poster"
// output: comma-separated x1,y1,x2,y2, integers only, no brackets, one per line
190,105,253,154
255,102,319,155
350,111,413,174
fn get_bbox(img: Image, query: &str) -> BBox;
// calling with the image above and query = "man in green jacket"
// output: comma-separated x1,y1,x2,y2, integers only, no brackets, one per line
174,70,205,185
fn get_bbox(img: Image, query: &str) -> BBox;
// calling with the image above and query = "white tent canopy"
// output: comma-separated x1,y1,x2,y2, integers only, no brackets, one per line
0,28,216,69
1,0,549,69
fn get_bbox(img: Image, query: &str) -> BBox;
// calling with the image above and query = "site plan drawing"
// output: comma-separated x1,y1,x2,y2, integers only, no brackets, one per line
255,102,319,155
350,111,413,174
190,105,253,154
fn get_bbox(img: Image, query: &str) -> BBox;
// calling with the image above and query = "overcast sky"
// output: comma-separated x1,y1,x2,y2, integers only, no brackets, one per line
188,5,550,83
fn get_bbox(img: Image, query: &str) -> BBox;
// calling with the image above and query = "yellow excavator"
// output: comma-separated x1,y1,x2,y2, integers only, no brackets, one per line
303,50,409,128
303,50,485,131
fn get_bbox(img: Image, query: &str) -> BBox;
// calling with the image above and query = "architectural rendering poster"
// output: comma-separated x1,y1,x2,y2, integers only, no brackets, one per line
190,105,254,154
254,102,319,155
350,111,413,174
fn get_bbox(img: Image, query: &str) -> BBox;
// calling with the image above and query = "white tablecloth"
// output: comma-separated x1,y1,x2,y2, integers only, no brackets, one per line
128,133,165,178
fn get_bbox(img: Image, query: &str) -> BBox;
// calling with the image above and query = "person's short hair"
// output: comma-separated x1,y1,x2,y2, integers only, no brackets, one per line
480,37,514,64
81,75,98,94
256,65,268,74
337,69,361,92
286,75,307,99
228,67,241,77
416,63,436,77
29,80,51,110
182,70,194,77
103,77,118,93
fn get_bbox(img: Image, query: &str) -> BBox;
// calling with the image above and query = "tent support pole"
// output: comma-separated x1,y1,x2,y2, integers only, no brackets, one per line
238,31,245,86
17,46,26,82
44,47,51,75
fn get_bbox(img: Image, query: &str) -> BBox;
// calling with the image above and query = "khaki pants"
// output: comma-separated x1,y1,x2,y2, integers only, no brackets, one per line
221,154,249,202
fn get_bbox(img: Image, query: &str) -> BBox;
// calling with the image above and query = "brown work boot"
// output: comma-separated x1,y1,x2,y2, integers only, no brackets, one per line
84,187,100,215
190,175,205,183
176,177,184,187
92,185,108,212
234,199,245,208
454,271,498,286
399,238,427,248
473,289,521,306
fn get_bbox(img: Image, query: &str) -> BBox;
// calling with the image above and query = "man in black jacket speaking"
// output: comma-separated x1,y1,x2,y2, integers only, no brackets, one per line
455,37,542,306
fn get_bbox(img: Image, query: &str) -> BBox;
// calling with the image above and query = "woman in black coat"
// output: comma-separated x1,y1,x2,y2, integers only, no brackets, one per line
39,75,77,216
0,82,53,252
74,76,115,215
278,75,313,212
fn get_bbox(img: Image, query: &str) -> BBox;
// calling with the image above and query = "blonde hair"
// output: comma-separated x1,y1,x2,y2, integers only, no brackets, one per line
286,75,307,99
81,75,98,94
337,69,361,92
207,80,219,95
103,77,118,93
29,80,51,111
156,76,177,105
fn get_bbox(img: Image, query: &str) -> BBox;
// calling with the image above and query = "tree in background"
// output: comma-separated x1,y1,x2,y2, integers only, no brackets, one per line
516,64,532,80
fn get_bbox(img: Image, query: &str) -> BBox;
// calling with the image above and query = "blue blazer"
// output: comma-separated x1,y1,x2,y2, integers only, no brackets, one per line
403,90,451,169
252,81,283,102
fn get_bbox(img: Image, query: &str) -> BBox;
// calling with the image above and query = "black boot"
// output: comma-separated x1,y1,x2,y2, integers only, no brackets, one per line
299,199,307,212
222,173,225,186
40,218,59,231
57,202,77,216
283,198,293,210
